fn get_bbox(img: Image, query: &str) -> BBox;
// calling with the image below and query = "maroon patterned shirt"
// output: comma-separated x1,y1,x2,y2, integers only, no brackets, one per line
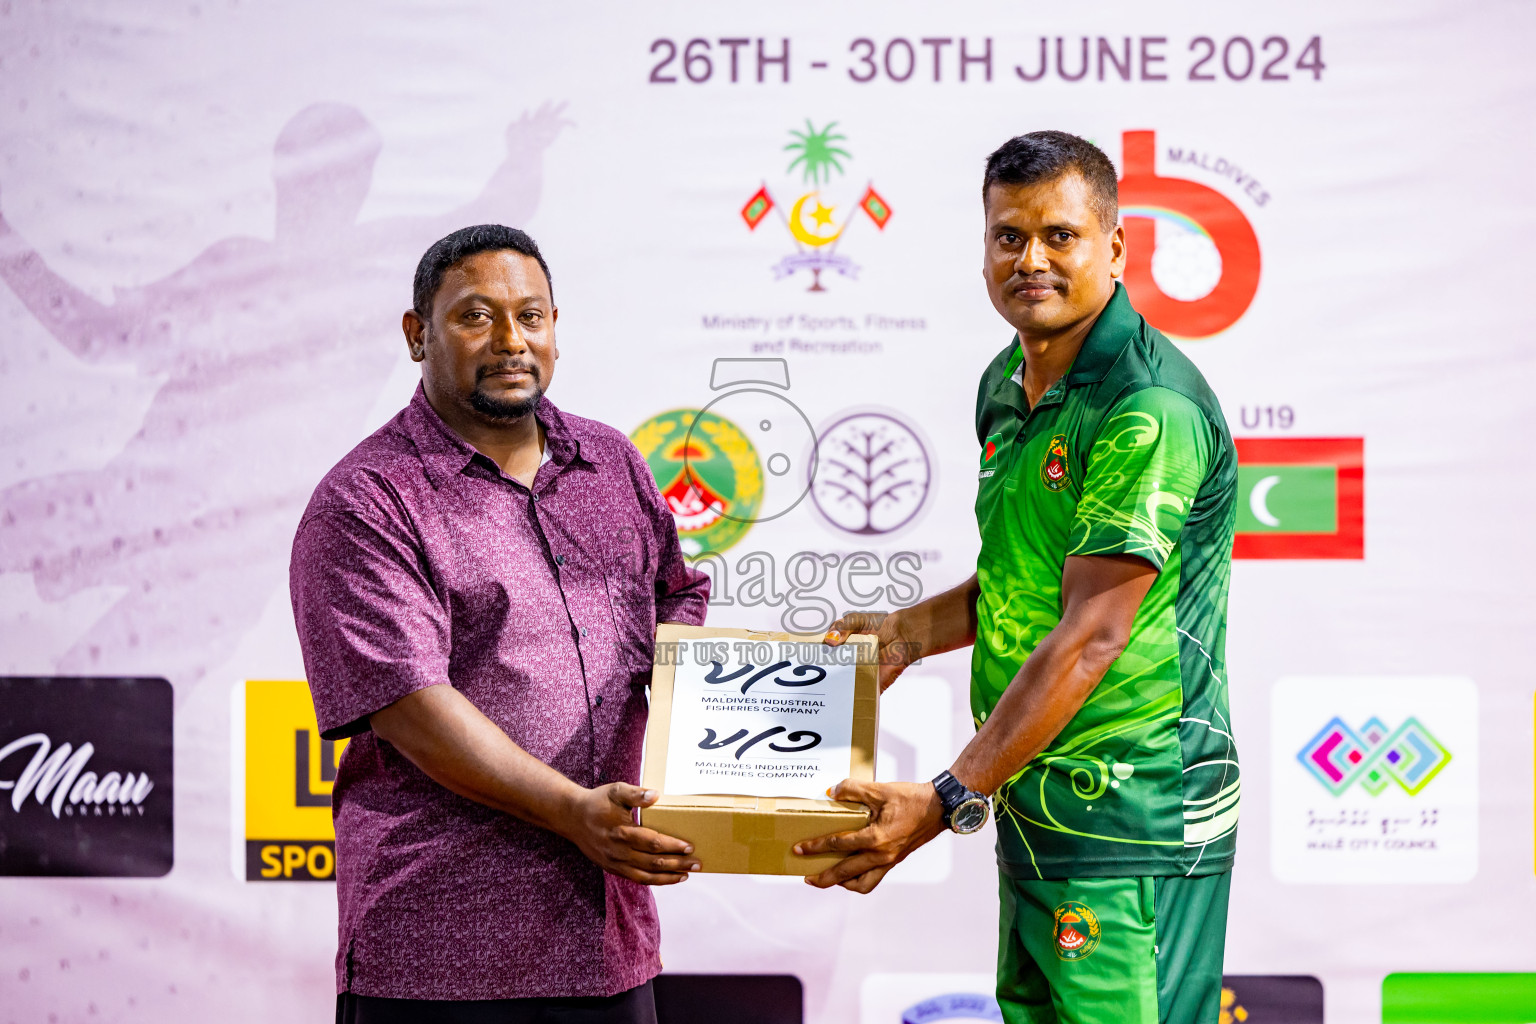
289,385,709,1000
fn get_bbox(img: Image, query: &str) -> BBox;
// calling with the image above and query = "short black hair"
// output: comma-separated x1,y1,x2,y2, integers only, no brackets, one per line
982,131,1118,231
412,224,553,318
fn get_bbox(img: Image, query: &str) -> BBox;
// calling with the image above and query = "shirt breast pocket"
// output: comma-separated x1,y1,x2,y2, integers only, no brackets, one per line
600,521,658,676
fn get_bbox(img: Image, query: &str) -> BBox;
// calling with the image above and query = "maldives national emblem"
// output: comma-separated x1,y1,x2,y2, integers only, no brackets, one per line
740,119,894,292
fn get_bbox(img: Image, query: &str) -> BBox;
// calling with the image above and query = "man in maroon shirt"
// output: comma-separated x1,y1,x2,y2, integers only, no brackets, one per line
290,224,710,1023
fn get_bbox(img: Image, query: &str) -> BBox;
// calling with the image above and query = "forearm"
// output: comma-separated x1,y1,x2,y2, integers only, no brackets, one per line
949,630,1116,795
892,573,979,659
370,685,583,835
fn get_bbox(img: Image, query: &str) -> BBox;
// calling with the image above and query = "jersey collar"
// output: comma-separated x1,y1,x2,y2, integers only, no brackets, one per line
1064,281,1139,387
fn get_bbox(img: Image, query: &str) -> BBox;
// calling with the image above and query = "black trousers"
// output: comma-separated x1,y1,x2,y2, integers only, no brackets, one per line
336,982,657,1024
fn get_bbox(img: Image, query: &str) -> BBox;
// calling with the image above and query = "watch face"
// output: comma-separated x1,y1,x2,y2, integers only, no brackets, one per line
952,798,989,834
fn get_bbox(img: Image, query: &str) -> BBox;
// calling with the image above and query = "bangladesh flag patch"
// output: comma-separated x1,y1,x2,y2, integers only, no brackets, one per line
979,432,1003,478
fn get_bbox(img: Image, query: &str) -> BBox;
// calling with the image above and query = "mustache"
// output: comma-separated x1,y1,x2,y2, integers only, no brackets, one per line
1010,273,1064,288
476,361,540,383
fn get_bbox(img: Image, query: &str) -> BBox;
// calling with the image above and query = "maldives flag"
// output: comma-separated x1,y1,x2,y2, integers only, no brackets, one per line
860,186,893,229
1233,438,1363,559
741,187,773,230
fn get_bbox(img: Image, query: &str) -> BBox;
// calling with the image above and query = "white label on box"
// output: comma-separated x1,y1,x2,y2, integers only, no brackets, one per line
1270,676,1479,884
663,637,858,799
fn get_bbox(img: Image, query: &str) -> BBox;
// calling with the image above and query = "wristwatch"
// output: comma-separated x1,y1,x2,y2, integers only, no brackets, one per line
932,770,990,835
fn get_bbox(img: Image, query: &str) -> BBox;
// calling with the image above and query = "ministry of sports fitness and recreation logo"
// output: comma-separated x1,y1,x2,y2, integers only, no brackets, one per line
810,410,933,537
740,120,894,292
1298,716,1451,797
1117,130,1261,339
236,679,349,881
0,677,173,877
1053,900,1102,960
1234,438,1363,559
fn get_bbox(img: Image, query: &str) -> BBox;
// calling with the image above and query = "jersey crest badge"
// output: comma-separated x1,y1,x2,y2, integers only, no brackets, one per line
1040,433,1070,491
1053,901,1101,960
979,432,1003,479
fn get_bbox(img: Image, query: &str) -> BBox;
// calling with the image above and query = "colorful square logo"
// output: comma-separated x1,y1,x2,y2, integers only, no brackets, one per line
1271,677,1477,884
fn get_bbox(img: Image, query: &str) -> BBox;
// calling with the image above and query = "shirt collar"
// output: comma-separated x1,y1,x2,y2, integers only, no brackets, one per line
1064,281,1140,387
405,384,597,491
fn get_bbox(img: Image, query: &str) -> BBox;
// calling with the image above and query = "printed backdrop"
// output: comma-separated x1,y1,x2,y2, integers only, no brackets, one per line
1,2,1534,1022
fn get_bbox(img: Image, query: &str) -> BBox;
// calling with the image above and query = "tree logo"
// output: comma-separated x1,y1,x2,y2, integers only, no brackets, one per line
1118,130,1262,339
810,411,932,536
740,120,894,292
630,409,763,555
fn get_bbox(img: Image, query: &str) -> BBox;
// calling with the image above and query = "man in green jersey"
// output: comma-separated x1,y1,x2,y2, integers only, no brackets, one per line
798,131,1239,1023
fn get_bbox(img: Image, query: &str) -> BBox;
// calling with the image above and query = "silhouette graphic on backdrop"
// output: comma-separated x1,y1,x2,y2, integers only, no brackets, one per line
0,101,568,691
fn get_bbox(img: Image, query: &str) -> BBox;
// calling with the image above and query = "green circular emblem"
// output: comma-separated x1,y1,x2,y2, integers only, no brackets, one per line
1053,900,1101,961
630,408,763,555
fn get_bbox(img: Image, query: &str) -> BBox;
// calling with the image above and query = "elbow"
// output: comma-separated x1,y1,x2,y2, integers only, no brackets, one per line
1077,629,1131,679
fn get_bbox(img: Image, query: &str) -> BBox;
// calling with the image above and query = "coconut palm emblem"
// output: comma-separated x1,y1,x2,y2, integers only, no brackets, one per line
740,120,894,292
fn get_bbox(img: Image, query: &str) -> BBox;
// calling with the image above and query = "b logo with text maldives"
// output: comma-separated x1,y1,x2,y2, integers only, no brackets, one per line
1119,129,1261,339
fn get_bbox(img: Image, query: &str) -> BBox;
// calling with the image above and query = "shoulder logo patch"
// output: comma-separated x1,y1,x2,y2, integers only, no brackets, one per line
979,432,1003,479
1053,901,1101,960
1040,433,1071,491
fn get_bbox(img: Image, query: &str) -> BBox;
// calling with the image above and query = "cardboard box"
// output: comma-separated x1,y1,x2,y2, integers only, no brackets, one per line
639,624,879,875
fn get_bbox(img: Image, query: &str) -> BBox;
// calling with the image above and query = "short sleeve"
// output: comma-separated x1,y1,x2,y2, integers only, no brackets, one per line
622,442,710,625
289,509,452,739
1067,387,1212,571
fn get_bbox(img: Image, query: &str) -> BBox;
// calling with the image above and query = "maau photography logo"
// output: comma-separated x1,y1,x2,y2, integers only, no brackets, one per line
0,676,173,877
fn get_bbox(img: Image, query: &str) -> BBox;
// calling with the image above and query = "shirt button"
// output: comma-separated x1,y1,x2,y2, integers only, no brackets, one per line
531,493,540,502
581,626,589,638
594,695,604,708
555,554,566,566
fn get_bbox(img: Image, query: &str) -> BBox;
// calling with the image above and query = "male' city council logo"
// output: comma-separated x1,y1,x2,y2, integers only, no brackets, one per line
1298,716,1451,796
740,120,894,292
811,411,931,536
632,408,763,555
1119,129,1261,339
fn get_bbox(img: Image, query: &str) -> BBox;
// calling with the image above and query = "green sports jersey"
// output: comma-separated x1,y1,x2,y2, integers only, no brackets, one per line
972,283,1239,879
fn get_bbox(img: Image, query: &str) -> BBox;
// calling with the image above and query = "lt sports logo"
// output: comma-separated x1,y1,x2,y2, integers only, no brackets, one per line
1297,716,1451,796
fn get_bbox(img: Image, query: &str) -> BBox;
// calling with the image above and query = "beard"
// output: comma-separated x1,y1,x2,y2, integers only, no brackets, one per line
469,366,544,421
